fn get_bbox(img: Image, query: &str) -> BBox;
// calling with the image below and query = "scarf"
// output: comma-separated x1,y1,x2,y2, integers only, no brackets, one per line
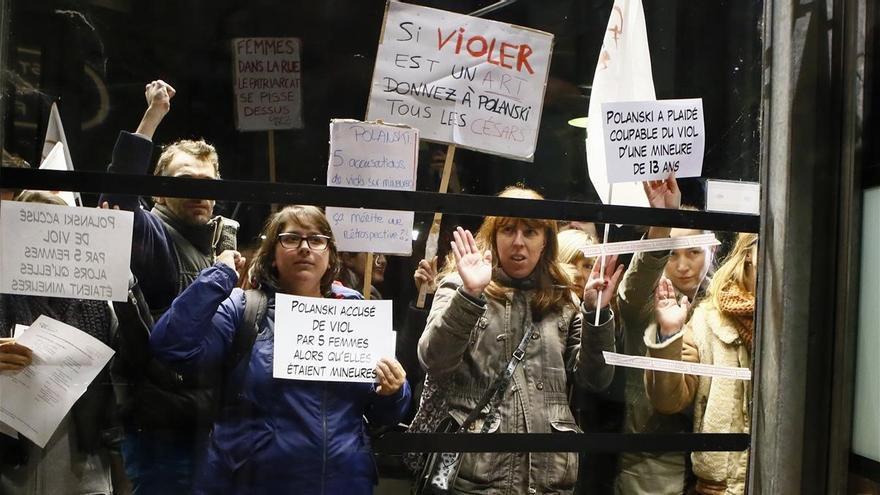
152,203,217,255
0,294,112,344
717,282,755,350
492,267,538,291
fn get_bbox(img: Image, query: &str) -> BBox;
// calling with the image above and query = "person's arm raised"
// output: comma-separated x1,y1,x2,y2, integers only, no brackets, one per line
643,175,682,239
134,80,175,140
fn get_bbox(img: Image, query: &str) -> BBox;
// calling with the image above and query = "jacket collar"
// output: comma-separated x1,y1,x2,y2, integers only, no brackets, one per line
705,304,741,344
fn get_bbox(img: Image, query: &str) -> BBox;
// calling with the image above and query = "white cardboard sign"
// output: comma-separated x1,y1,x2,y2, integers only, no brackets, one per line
232,37,303,131
273,294,396,383
601,98,705,183
0,201,133,302
326,120,419,255
366,1,554,161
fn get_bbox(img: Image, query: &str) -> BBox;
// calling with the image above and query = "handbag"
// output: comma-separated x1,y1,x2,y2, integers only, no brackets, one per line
411,321,536,494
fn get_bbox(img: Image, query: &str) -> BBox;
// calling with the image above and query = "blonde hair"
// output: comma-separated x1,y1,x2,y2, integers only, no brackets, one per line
154,139,220,178
247,205,340,296
708,233,758,308
557,229,595,267
443,186,575,318
16,190,67,206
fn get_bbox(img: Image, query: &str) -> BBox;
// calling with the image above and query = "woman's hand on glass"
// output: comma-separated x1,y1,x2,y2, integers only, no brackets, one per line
642,175,681,210
374,357,406,396
0,338,32,371
654,277,690,338
582,254,623,311
414,256,438,294
451,227,492,298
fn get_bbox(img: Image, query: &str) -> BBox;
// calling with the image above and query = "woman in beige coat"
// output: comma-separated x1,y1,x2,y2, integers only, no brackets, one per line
644,233,758,495
417,186,622,494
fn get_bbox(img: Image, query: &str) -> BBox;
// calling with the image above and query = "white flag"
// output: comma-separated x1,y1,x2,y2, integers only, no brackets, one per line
586,0,654,207
39,103,79,206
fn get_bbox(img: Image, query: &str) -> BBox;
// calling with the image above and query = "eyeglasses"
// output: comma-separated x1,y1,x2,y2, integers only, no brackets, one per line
278,232,332,251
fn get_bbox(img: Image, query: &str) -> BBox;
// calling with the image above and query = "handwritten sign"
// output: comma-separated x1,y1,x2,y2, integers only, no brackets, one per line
232,37,303,131
0,201,133,302
366,2,553,161
326,120,418,255
601,98,705,183
273,294,396,383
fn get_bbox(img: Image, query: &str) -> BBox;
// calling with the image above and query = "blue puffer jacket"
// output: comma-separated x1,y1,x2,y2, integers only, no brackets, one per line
150,264,410,494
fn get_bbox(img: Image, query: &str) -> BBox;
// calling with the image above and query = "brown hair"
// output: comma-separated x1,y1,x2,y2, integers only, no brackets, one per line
444,186,575,318
154,139,220,178
16,190,68,206
247,205,340,296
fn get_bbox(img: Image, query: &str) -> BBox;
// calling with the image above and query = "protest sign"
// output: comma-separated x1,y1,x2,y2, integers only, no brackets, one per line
0,315,114,448
273,294,396,383
0,201,134,302
326,120,418,256
601,98,705,183
366,2,553,161
232,37,303,131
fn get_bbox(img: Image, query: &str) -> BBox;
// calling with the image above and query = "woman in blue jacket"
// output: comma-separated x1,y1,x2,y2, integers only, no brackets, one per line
150,205,410,494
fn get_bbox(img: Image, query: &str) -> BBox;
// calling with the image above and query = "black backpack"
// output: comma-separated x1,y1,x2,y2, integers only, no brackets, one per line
110,278,267,431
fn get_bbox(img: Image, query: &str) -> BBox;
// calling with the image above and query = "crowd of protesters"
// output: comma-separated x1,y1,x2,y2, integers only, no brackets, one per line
0,80,758,495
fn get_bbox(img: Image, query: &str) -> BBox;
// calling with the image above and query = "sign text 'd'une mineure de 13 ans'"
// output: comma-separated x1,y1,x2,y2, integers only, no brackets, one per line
367,1,554,162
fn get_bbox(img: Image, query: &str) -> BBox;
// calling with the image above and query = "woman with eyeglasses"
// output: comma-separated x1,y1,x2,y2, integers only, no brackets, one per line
149,205,410,494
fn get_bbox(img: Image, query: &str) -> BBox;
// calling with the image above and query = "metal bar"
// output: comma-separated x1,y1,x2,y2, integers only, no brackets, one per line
372,432,750,454
0,168,761,233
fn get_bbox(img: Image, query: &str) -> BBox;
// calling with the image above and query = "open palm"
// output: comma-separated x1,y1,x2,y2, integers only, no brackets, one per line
654,277,690,337
451,227,492,297
643,176,681,209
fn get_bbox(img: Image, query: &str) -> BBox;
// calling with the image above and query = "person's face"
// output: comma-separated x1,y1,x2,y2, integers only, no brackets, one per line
572,257,594,295
664,228,712,295
274,219,330,297
156,151,216,226
496,221,546,279
345,253,386,284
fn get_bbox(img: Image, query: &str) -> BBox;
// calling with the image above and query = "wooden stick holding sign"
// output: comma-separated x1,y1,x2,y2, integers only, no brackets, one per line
362,253,374,301
416,144,456,308
268,130,278,212
594,184,613,326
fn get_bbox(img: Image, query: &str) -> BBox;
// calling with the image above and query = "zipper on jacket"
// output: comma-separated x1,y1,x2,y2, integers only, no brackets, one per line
321,383,328,495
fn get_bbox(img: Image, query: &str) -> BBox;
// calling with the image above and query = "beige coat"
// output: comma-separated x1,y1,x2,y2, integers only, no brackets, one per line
418,275,616,495
643,303,752,495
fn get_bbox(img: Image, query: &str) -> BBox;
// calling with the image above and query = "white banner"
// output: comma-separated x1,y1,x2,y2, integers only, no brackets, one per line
602,99,705,183
580,233,719,258
366,1,553,161
0,201,133,302
233,37,303,131
706,180,760,215
273,294,396,383
603,351,751,381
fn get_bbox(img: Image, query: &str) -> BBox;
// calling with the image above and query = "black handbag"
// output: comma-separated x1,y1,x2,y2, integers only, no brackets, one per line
411,322,536,494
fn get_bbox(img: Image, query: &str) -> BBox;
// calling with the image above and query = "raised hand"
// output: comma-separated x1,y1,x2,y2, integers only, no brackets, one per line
643,175,681,210
0,338,32,371
414,256,438,294
144,79,176,114
450,227,492,298
582,254,624,311
654,277,690,337
136,79,176,139
374,357,406,396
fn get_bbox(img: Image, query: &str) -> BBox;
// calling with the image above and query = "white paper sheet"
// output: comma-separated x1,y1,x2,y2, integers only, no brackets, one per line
0,316,114,448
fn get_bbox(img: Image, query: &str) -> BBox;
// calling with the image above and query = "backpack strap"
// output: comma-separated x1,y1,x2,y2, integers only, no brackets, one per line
225,289,268,373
